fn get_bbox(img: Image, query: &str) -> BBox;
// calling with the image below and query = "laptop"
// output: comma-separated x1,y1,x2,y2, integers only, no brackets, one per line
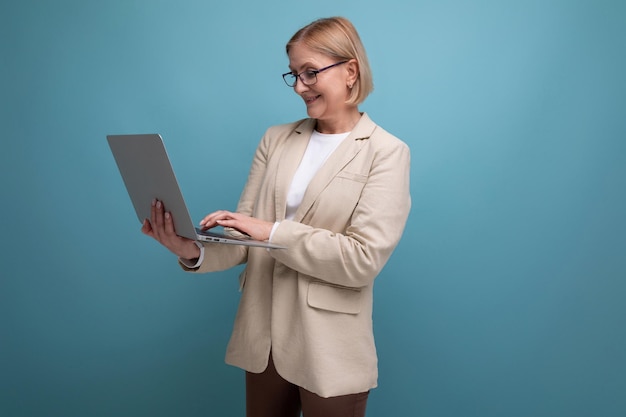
107,133,285,249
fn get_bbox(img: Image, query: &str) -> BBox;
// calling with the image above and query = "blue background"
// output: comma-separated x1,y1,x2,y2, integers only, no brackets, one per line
1,0,625,416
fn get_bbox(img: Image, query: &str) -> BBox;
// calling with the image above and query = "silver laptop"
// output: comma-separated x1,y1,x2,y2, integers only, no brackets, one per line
107,134,285,249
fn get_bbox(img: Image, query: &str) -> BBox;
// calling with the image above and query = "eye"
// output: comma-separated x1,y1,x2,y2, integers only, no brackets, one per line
302,70,317,80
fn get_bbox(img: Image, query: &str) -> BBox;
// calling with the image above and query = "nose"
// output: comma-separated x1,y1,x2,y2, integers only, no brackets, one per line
293,77,309,94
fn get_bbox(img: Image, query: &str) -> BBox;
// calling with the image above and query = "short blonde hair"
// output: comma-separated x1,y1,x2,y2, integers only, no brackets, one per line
286,17,374,106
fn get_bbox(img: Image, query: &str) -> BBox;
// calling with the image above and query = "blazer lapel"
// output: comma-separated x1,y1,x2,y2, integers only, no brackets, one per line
293,113,377,223
274,118,316,221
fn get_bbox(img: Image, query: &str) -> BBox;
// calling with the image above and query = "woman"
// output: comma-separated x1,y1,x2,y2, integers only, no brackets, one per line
142,16,411,417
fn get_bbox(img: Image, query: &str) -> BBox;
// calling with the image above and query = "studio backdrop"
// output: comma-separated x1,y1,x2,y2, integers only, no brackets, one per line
1,0,624,416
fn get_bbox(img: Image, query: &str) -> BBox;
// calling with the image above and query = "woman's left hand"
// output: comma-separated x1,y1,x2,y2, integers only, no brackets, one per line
199,210,274,242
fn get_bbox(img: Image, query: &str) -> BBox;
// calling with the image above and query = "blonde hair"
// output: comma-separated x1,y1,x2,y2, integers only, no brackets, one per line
286,17,373,105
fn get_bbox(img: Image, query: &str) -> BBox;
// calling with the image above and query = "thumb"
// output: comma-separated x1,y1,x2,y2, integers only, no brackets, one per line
141,219,153,236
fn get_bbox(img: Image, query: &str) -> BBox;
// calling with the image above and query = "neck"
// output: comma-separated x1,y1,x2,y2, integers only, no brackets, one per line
315,109,361,134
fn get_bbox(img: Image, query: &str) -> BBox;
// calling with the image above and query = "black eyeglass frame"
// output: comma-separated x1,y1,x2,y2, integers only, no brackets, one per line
282,60,349,87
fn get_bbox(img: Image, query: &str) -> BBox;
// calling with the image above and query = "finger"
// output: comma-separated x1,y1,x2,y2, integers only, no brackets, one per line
216,218,235,228
164,211,176,236
152,200,169,242
202,210,225,224
200,210,231,227
222,211,240,220
199,212,215,227
154,200,165,231
216,216,248,235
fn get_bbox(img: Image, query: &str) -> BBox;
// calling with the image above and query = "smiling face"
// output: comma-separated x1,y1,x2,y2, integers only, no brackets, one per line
287,42,360,133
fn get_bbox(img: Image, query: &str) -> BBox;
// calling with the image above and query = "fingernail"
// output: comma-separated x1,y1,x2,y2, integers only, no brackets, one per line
152,199,156,206
156,200,162,208
165,212,170,219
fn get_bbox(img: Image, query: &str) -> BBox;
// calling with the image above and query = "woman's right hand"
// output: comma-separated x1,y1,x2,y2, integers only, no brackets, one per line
141,199,201,261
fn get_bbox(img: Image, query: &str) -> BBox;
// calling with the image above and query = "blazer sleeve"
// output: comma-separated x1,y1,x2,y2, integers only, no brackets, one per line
269,131,411,288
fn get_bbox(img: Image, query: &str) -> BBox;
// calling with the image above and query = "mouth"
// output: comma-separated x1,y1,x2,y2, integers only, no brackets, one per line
303,95,321,105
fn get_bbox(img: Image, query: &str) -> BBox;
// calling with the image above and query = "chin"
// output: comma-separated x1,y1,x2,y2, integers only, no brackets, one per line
305,107,324,120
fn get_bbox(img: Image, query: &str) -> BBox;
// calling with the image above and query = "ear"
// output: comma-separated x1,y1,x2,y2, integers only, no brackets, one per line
345,59,359,87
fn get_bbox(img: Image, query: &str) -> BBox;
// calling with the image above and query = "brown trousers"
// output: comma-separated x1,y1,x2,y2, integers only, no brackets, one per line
246,354,369,417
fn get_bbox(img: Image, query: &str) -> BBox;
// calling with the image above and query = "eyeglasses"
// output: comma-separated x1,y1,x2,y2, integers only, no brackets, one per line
282,60,349,87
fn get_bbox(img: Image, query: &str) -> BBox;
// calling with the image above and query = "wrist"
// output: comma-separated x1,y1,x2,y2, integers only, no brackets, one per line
182,241,201,261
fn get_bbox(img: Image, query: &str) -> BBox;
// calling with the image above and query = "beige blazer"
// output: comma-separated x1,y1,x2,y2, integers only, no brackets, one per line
181,113,411,398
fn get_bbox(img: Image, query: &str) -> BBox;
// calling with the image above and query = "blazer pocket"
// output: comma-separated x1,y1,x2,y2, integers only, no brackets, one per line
336,171,368,183
307,281,362,315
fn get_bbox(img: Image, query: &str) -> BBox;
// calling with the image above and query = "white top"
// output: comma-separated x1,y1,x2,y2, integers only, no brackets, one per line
285,130,349,220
